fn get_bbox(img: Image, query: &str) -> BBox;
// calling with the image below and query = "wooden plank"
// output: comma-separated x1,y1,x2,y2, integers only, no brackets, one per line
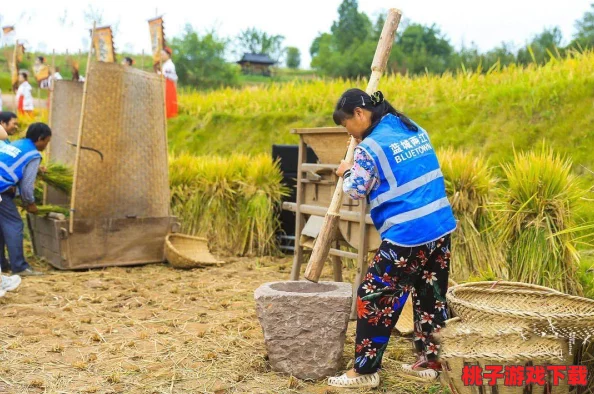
300,242,358,260
290,137,308,281
291,127,346,135
32,216,175,270
304,182,334,207
28,214,66,268
301,163,339,172
282,202,374,225
328,248,358,260
60,217,174,270
332,256,343,282
338,196,382,251
351,199,371,319
300,179,337,185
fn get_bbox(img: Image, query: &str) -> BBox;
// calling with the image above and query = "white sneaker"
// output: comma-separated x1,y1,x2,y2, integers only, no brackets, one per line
401,363,440,380
1,275,21,292
328,372,380,388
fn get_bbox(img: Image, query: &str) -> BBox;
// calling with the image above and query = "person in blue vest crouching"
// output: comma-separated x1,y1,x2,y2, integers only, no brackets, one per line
328,89,457,389
0,122,51,279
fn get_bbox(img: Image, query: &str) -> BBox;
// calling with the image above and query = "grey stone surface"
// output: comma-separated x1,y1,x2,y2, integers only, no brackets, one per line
254,281,353,380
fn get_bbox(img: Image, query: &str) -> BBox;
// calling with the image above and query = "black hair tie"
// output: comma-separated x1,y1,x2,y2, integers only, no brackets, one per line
370,91,384,106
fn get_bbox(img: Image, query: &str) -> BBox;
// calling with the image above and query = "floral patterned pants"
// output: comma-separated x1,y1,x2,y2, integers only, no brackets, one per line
354,234,451,374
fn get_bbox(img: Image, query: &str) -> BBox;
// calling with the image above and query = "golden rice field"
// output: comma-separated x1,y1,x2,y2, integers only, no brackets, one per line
170,51,594,175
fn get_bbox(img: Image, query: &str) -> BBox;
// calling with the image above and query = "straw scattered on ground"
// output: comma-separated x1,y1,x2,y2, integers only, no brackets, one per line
0,251,447,394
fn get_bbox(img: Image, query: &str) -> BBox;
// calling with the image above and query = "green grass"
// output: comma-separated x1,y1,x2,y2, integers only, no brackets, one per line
0,71,12,93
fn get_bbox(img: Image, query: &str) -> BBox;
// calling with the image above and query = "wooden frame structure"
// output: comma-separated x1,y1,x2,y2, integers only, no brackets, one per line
283,127,380,319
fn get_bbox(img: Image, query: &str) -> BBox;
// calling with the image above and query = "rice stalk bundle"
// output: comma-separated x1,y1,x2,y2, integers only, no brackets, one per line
437,148,506,281
169,153,288,256
238,156,289,256
495,146,587,295
38,162,73,195
35,205,70,217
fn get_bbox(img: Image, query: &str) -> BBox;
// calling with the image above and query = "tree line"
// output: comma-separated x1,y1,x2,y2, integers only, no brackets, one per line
167,0,594,88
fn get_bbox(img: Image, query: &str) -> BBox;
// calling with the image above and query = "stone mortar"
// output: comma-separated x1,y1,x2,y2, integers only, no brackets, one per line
254,281,353,380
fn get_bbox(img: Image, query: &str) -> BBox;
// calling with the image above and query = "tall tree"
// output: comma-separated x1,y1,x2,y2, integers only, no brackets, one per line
330,0,372,52
483,42,517,69
236,28,285,62
396,23,454,74
171,25,239,90
573,3,594,48
517,27,563,65
310,0,376,77
286,47,301,69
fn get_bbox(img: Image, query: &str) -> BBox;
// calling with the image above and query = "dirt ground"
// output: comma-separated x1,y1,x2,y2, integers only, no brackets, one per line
0,251,448,394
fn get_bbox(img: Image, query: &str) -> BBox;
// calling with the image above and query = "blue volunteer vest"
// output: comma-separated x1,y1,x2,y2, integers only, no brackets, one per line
357,114,456,246
0,138,41,193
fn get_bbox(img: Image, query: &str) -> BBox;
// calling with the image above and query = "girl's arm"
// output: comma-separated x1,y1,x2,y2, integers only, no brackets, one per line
342,147,378,200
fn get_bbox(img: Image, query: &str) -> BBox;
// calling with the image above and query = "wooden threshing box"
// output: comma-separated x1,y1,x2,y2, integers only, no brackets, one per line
29,63,177,270
283,127,382,319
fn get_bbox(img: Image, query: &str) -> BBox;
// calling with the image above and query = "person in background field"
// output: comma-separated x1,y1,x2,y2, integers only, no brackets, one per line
72,68,85,82
159,47,178,118
35,56,51,90
122,57,134,67
0,112,18,144
0,122,51,277
16,72,34,115
327,89,457,388
51,66,63,82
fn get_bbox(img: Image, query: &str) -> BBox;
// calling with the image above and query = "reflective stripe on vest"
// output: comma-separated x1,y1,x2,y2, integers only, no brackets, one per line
378,196,451,234
362,137,445,210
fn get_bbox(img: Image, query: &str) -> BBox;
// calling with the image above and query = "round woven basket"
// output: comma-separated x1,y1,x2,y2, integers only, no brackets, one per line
436,316,528,340
440,317,572,394
165,234,221,269
447,281,594,339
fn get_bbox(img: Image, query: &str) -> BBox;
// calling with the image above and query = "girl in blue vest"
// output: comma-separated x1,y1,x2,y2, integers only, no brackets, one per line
0,123,51,277
328,89,456,388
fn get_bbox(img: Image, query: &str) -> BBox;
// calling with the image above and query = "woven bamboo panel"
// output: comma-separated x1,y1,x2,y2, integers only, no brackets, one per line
47,80,84,205
73,62,169,219
49,80,83,166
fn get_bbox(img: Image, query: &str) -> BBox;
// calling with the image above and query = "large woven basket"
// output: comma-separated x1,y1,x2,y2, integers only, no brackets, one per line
447,281,594,339
440,318,572,394
165,234,222,269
